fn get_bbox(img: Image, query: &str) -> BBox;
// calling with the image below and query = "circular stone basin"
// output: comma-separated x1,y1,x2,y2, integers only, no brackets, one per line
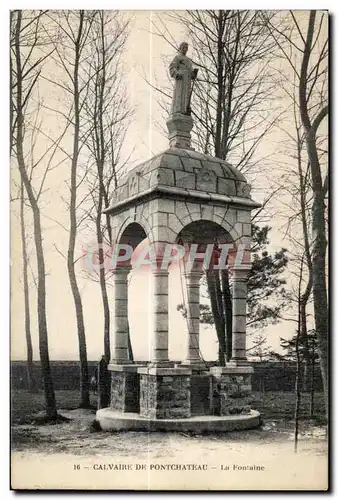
96,409,260,434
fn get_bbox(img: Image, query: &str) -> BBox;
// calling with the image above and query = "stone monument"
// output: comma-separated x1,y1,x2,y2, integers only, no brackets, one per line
96,42,261,433
167,42,197,149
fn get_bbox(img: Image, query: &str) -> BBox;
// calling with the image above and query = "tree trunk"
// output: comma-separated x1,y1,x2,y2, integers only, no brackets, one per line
20,182,36,392
127,325,134,362
101,265,110,363
68,11,90,408
93,11,133,363
95,180,111,363
14,10,57,418
214,10,225,158
294,326,301,453
294,259,304,453
297,142,312,392
311,194,328,416
310,344,315,418
206,270,226,365
221,269,232,361
299,11,328,417
300,298,310,392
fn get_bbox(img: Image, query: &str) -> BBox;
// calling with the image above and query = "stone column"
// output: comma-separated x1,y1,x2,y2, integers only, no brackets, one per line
112,267,130,364
150,268,170,365
231,266,251,364
182,270,203,365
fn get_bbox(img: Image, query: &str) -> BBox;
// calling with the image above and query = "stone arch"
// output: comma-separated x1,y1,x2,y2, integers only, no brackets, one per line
112,219,149,271
176,219,234,247
115,213,152,247
178,213,240,246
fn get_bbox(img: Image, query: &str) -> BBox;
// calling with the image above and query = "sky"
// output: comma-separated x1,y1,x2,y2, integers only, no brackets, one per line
10,10,326,362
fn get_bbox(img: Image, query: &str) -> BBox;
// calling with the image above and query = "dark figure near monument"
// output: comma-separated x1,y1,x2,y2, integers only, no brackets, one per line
95,355,110,409
169,42,198,116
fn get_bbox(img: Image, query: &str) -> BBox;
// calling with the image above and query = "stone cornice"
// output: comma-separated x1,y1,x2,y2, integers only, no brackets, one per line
104,184,261,216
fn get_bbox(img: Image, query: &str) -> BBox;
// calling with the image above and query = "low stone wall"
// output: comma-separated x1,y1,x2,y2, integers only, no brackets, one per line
10,361,324,393
139,373,190,419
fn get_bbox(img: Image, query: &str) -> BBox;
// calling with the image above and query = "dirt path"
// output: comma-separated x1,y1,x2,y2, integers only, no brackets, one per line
11,409,328,490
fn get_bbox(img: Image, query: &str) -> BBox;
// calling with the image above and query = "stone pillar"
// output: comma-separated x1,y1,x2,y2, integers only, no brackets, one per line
182,270,204,366
150,268,170,365
231,266,251,364
111,267,130,364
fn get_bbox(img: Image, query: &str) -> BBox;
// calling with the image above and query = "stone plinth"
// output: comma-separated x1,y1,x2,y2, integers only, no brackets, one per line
138,367,192,419
166,113,194,149
109,364,146,414
210,366,254,416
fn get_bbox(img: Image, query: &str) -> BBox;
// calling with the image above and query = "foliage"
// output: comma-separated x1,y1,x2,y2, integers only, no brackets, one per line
181,224,289,331
274,330,319,364
248,334,273,362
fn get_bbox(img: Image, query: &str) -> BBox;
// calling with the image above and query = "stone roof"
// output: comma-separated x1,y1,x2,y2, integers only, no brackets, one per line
106,147,257,214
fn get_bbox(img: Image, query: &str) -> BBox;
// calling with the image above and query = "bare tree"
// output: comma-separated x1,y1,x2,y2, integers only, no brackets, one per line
41,9,100,407
83,11,133,362
19,181,37,391
155,10,286,365
153,11,281,171
277,82,316,391
11,9,58,418
294,255,305,453
267,10,328,414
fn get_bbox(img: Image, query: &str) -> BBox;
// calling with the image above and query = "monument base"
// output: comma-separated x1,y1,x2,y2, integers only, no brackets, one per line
138,367,191,419
96,408,261,433
109,363,146,414
210,365,254,416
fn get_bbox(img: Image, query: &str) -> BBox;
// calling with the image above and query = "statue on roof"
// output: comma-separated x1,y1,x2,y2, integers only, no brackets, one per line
169,42,198,116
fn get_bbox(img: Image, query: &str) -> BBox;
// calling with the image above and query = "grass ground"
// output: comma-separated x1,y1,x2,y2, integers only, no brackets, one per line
11,389,328,490
11,389,326,425
11,389,327,454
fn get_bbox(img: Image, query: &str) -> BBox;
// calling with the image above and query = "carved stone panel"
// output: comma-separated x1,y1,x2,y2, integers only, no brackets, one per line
128,174,139,197
196,168,217,193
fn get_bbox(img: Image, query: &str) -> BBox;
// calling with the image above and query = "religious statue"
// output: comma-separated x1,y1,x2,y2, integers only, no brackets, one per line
169,42,198,116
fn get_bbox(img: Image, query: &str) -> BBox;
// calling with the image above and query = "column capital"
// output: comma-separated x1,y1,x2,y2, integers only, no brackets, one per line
112,266,131,276
152,267,169,277
183,269,204,280
232,265,252,281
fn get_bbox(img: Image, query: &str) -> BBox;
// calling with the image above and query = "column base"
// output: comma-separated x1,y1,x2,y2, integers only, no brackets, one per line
138,367,192,419
109,363,146,413
210,365,254,416
181,360,207,372
148,360,175,369
110,359,131,365
227,359,251,368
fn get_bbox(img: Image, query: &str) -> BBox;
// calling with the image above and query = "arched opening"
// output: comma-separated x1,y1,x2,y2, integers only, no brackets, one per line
113,222,150,365
176,219,233,246
117,222,148,263
173,219,236,372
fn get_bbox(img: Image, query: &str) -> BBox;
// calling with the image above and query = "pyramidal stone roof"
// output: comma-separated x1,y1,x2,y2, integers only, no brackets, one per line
105,147,260,215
